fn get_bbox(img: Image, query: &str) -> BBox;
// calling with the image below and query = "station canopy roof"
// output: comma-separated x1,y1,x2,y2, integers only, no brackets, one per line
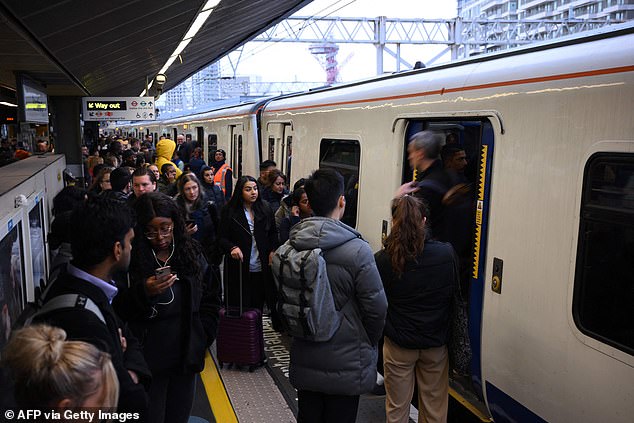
0,0,311,97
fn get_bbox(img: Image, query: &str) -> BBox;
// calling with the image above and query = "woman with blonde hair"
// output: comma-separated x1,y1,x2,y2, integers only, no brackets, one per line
2,324,119,409
374,195,457,423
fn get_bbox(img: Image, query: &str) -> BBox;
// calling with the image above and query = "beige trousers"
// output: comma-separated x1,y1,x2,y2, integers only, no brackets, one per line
383,336,448,423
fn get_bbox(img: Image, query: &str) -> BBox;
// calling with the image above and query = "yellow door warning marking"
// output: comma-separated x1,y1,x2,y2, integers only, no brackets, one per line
449,387,492,422
200,350,239,423
472,144,488,280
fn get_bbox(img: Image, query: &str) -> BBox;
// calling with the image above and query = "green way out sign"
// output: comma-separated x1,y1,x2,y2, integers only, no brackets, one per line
82,97,155,121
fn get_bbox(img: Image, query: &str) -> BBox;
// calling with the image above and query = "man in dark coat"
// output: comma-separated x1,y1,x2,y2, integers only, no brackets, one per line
33,196,150,419
396,130,452,240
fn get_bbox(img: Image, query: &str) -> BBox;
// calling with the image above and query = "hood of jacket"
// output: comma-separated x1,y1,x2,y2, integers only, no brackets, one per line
289,216,361,251
156,139,176,161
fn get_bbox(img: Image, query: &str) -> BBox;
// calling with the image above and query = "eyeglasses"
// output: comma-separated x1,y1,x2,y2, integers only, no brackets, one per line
101,179,111,184
145,225,173,240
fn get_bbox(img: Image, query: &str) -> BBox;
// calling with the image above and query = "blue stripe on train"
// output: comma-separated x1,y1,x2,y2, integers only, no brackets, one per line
486,382,547,423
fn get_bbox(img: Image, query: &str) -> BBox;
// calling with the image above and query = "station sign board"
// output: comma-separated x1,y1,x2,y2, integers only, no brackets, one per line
17,75,49,124
82,97,155,121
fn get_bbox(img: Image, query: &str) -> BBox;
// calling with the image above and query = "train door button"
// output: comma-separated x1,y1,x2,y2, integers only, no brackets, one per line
492,257,503,294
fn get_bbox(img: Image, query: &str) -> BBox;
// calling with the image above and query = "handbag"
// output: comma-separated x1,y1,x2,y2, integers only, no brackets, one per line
448,254,472,375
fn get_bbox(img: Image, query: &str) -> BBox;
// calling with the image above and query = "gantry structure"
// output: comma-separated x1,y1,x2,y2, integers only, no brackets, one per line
250,16,622,73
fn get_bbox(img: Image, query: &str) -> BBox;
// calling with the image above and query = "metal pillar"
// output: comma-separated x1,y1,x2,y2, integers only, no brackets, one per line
49,96,82,177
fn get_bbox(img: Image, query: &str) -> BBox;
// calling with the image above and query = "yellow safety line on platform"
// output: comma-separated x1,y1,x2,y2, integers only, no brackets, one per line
449,387,492,422
200,350,238,423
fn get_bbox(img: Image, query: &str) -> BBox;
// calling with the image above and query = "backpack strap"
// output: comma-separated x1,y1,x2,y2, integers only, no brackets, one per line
32,294,106,325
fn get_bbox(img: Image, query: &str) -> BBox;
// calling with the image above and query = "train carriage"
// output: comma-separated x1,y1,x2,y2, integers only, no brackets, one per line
118,23,634,422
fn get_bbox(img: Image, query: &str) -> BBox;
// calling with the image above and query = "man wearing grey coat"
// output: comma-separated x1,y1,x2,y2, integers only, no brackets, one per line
287,169,387,423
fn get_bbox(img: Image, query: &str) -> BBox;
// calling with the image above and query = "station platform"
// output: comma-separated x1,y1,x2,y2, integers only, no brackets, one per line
187,316,474,423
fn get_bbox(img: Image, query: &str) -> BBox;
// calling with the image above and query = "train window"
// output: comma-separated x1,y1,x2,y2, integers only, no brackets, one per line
207,134,218,163
574,153,634,356
230,133,243,178
285,135,292,182
196,127,204,147
319,139,360,228
237,135,243,178
268,137,275,161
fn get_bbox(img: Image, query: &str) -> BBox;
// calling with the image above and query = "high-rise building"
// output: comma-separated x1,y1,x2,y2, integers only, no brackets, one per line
458,0,634,21
164,62,222,113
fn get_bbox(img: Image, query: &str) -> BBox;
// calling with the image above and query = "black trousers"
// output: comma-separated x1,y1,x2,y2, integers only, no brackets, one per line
297,390,360,423
147,369,196,423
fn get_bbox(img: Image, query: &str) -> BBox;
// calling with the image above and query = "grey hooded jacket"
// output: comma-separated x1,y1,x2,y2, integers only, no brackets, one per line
287,217,387,395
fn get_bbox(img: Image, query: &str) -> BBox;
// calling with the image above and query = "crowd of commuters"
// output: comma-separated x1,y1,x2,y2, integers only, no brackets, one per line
1,130,469,423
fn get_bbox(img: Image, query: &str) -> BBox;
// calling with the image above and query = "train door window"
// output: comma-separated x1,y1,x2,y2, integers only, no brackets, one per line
196,127,204,148
268,137,275,161
285,135,293,182
207,134,218,164
573,153,634,355
319,139,360,228
237,135,243,178
230,133,244,178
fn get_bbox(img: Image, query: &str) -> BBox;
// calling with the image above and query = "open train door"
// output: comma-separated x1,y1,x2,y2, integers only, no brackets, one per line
228,124,245,179
398,115,499,422
265,122,293,181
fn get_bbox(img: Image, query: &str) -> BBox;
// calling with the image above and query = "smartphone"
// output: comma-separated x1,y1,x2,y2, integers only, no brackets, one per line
155,266,171,279
185,219,196,226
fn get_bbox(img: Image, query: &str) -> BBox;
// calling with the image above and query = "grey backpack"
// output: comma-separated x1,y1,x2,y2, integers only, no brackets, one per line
272,243,342,342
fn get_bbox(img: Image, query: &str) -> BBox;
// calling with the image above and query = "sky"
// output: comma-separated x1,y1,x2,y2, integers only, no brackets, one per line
217,0,459,85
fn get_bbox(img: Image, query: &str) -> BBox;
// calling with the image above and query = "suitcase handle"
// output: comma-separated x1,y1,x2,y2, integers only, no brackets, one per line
224,256,244,318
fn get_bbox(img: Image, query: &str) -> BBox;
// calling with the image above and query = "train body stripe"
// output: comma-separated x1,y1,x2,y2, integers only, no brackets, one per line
264,64,634,113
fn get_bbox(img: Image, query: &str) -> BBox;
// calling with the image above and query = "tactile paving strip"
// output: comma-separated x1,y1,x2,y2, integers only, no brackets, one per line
211,345,295,422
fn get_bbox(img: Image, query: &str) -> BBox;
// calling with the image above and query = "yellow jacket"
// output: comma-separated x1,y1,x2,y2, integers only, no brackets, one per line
155,139,182,179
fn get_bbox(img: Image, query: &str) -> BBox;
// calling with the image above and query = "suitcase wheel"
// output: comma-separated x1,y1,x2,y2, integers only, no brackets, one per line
218,362,224,369
249,365,256,372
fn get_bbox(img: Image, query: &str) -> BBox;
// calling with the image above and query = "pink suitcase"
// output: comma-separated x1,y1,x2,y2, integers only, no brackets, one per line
216,263,265,371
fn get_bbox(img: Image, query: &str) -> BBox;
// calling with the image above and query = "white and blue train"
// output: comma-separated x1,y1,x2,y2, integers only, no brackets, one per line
118,23,634,422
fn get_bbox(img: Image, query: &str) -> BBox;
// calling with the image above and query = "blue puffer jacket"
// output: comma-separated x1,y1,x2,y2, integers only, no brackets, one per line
286,217,387,395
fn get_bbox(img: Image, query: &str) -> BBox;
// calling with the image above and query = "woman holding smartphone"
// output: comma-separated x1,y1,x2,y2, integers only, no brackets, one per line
218,176,280,326
116,192,221,423
175,172,221,266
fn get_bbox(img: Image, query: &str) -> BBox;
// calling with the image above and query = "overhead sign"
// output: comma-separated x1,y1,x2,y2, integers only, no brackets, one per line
18,76,49,124
82,97,155,121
